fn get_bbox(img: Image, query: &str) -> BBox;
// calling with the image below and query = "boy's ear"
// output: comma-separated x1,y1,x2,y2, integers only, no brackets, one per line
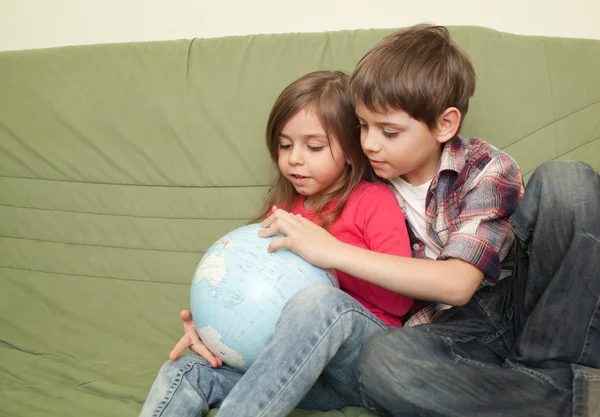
435,107,461,143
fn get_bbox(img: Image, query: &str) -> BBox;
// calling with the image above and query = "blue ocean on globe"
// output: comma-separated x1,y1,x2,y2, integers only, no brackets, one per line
190,223,339,370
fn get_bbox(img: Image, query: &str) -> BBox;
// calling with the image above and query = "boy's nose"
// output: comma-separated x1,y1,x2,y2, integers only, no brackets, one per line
361,132,381,153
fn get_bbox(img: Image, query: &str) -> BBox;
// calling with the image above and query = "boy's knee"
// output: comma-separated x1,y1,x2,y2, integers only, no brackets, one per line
532,160,596,189
359,329,422,407
359,331,391,386
360,329,414,383
529,160,598,210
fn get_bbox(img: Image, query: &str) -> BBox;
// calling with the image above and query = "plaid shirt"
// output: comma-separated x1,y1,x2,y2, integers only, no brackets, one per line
398,136,524,327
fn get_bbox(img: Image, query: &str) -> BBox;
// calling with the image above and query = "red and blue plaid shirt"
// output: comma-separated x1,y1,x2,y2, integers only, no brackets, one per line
397,136,524,326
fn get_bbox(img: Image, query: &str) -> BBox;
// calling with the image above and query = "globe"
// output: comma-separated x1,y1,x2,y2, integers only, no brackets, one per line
190,223,339,371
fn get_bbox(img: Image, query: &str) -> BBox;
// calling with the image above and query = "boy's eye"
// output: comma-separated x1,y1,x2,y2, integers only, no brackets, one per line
382,130,399,139
279,144,291,150
308,146,324,152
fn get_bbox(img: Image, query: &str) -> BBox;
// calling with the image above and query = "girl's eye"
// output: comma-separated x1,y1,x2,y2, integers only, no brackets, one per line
358,123,367,129
382,130,399,139
279,144,291,150
308,146,324,152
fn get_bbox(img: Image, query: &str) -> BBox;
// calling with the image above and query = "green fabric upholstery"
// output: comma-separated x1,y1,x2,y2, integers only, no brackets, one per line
0,26,599,416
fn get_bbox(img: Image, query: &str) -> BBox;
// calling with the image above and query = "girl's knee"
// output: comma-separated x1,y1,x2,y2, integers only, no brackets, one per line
284,284,350,313
157,355,210,380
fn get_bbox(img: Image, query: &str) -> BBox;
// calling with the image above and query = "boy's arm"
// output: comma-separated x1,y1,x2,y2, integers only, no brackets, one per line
340,153,522,305
331,246,482,306
261,211,480,305
261,154,523,307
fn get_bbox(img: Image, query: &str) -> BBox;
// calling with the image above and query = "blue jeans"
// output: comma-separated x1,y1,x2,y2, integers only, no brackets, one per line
141,160,599,417
139,285,388,417
359,161,600,417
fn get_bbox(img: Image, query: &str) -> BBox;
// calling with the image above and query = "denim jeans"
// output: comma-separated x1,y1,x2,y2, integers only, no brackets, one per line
140,160,599,417
359,160,600,417
139,285,389,417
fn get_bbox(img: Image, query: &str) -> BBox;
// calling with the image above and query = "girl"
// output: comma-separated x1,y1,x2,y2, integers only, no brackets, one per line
139,70,412,417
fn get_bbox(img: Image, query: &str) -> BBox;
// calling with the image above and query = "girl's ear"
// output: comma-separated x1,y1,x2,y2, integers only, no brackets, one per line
435,107,461,143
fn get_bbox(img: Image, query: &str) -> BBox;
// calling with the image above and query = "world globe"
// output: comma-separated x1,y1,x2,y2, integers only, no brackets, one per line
190,223,339,370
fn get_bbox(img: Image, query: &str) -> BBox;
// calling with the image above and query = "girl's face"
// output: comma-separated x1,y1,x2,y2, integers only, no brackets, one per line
277,107,349,209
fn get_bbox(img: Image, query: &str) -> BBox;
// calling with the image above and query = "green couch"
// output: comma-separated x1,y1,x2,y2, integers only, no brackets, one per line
1,26,599,417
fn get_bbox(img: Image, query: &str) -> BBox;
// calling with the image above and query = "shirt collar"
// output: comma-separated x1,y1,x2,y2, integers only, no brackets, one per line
431,136,465,190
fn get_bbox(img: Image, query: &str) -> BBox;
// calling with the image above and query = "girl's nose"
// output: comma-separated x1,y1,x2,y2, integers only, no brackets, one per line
288,147,304,165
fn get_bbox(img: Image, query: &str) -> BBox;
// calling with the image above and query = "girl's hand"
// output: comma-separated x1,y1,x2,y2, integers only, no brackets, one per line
258,207,342,269
169,310,223,367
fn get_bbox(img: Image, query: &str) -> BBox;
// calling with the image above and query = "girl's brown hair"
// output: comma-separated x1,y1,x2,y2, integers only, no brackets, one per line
253,70,374,228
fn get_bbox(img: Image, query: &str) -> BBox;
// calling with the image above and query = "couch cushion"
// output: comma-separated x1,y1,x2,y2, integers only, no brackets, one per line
0,26,599,416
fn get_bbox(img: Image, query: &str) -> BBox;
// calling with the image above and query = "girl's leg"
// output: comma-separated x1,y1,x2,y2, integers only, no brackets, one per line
216,285,388,417
139,353,352,417
139,355,243,417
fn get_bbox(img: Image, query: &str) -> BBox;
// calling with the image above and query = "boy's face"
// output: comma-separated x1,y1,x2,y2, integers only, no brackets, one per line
355,104,444,186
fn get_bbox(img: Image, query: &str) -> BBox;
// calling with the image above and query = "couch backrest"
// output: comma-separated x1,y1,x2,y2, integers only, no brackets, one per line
0,27,599,414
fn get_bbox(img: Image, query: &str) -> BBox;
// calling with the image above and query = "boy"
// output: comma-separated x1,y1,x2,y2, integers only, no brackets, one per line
264,25,600,417
156,24,599,417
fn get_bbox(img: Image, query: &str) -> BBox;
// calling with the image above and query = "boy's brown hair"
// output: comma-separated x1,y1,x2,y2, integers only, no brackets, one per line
350,24,476,132
253,70,375,228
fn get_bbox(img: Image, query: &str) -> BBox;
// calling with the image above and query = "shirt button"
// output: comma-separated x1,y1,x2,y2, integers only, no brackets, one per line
412,244,420,250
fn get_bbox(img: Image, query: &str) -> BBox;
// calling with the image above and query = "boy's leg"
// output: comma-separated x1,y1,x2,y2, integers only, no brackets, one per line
359,325,573,417
509,160,600,369
358,160,599,417
216,285,389,417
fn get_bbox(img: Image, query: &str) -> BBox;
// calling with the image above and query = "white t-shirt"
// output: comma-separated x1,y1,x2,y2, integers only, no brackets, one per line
391,175,512,314
390,177,441,259
390,176,452,312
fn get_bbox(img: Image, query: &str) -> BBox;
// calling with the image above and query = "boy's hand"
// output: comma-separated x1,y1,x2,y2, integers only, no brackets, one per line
169,309,223,368
259,207,342,269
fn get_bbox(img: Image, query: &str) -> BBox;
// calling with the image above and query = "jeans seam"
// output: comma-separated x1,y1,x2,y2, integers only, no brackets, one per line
574,232,600,366
443,337,499,370
576,295,600,365
446,338,569,393
254,307,386,417
572,367,585,417
505,360,570,393
584,231,600,245
509,219,529,249
151,361,204,417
